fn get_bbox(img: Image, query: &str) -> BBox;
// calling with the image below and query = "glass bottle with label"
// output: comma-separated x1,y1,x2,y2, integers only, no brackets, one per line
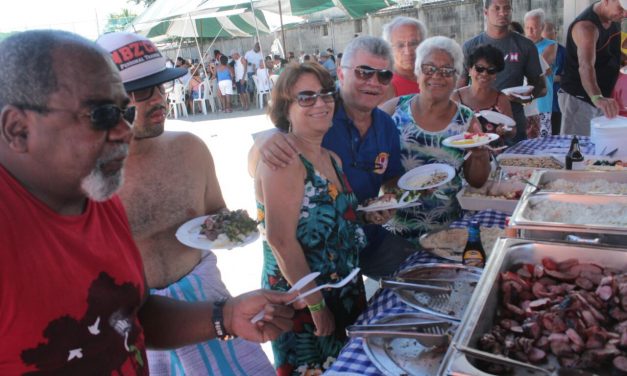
565,136,584,170
462,221,486,268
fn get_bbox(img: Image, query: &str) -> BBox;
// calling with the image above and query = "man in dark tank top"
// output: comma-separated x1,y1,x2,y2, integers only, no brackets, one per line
559,0,626,136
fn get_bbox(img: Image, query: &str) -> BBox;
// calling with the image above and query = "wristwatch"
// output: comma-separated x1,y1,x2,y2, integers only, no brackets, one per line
212,298,236,341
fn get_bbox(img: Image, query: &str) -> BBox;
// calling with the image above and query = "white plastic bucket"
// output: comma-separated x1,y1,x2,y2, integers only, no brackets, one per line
590,116,627,157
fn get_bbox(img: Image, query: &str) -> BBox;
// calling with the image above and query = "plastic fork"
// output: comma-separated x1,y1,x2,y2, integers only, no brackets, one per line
285,268,361,305
250,271,320,324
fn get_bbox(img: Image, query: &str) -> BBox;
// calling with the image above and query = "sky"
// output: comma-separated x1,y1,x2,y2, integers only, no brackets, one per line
1,0,145,40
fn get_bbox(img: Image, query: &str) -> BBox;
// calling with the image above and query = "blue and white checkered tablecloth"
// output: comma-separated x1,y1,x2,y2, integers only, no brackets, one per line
504,135,595,156
326,210,508,375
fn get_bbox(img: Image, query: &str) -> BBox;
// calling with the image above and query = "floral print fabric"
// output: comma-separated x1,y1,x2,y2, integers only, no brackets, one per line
257,154,366,376
385,95,473,244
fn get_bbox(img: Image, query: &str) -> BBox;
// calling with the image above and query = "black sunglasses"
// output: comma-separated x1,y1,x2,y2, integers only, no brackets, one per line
474,65,498,75
296,89,336,107
131,84,167,102
342,65,394,85
17,103,136,131
420,64,457,78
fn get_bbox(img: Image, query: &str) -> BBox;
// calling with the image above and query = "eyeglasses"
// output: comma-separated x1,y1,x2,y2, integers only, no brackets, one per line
420,64,457,78
17,103,136,131
393,40,421,51
342,65,394,85
295,89,336,107
130,84,166,102
473,65,498,75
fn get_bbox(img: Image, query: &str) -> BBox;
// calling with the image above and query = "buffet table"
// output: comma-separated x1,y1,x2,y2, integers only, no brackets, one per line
327,135,609,375
327,210,508,375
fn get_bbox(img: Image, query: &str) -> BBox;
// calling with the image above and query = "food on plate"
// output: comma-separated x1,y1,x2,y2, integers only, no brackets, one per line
543,178,627,195
498,156,563,169
419,227,504,260
406,171,450,189
526,201,627,226
477,257,627,374
201,209,258,242
451,132,490,145
361,191,421,211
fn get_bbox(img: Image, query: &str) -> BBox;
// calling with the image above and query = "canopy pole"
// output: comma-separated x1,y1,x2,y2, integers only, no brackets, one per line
249,0,264,57
278,0,287,58
188,14,208,77
175,17,190,63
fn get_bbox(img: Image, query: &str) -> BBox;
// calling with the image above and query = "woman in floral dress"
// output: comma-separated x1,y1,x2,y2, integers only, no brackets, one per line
380,36,491,244
255,62,366,375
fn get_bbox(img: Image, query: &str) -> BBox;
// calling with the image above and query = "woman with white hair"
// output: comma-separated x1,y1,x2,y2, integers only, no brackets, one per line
380,36,491,243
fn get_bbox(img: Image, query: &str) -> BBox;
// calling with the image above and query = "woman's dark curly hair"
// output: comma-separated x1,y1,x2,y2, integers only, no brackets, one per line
465,44,505,73
268,62,335,132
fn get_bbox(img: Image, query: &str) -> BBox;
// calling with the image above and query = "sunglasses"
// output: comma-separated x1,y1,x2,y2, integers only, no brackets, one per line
296,89,336,107
342,65,394,85
130,84,166,102
420,64,457,78
473,65,498,75
17,103,136,131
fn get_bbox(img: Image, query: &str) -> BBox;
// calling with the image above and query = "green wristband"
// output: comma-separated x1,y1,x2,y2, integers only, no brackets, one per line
308,299,326,313
591,94,604,105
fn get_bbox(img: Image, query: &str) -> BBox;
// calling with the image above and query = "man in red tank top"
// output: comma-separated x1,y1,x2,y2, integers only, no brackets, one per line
380,16,427,102
0,30,296,376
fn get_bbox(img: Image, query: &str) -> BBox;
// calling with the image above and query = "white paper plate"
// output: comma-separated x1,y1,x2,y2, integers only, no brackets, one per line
397,163,455,191
501,85,534,96
477,110,515,127
175,215,260,250
357,196,422,212
442,133,499,149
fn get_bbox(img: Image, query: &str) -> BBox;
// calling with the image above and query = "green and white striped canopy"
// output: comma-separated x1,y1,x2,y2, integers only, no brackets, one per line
130,0,396,39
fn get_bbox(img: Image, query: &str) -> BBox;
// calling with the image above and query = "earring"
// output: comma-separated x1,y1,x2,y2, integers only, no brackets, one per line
288,120,292,133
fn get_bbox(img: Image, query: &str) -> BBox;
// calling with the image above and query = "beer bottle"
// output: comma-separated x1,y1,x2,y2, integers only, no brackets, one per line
565,136,584,170
462,221,486,268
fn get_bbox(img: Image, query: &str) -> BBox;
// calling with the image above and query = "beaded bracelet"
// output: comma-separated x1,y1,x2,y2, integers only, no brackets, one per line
308,299,326,313
591,94,604,105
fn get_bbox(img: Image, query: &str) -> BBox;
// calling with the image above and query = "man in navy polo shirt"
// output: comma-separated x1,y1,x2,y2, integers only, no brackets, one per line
249,36,414,278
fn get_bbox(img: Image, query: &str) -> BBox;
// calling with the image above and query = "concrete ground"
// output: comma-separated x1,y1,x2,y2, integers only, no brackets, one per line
164,107,379,363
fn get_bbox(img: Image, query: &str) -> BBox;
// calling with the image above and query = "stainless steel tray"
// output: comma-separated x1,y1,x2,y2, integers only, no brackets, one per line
392,264,483,321
439,238,627,376
523,169,627,197
510,192,627,234
361,312,458,376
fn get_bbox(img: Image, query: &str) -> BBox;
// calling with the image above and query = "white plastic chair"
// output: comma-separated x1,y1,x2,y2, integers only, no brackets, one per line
252,75,271,109
203,79,218,113
192,81,207,115
168,82,188,118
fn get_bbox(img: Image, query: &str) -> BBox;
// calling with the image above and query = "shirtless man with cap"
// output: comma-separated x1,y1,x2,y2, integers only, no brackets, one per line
97,32,275,376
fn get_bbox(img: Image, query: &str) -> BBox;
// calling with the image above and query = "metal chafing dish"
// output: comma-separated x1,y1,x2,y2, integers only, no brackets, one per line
439,238,627,376
509,192,627,246
522,169,627,197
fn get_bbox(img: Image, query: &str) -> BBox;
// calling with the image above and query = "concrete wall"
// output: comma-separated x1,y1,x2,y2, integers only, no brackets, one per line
167,0,575,62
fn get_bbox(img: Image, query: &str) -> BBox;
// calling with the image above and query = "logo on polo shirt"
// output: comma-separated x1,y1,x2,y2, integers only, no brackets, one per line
110,40,162,71
373,152,389,174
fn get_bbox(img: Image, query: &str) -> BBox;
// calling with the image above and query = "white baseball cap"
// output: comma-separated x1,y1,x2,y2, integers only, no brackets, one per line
96,32,187,92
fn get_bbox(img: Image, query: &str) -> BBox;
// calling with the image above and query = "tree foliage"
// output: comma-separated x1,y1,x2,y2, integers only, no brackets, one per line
104,8,137,33
127,0,157,7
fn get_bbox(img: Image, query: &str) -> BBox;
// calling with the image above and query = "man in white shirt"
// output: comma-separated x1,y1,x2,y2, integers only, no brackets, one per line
231,50,250,110
244,42,264,98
